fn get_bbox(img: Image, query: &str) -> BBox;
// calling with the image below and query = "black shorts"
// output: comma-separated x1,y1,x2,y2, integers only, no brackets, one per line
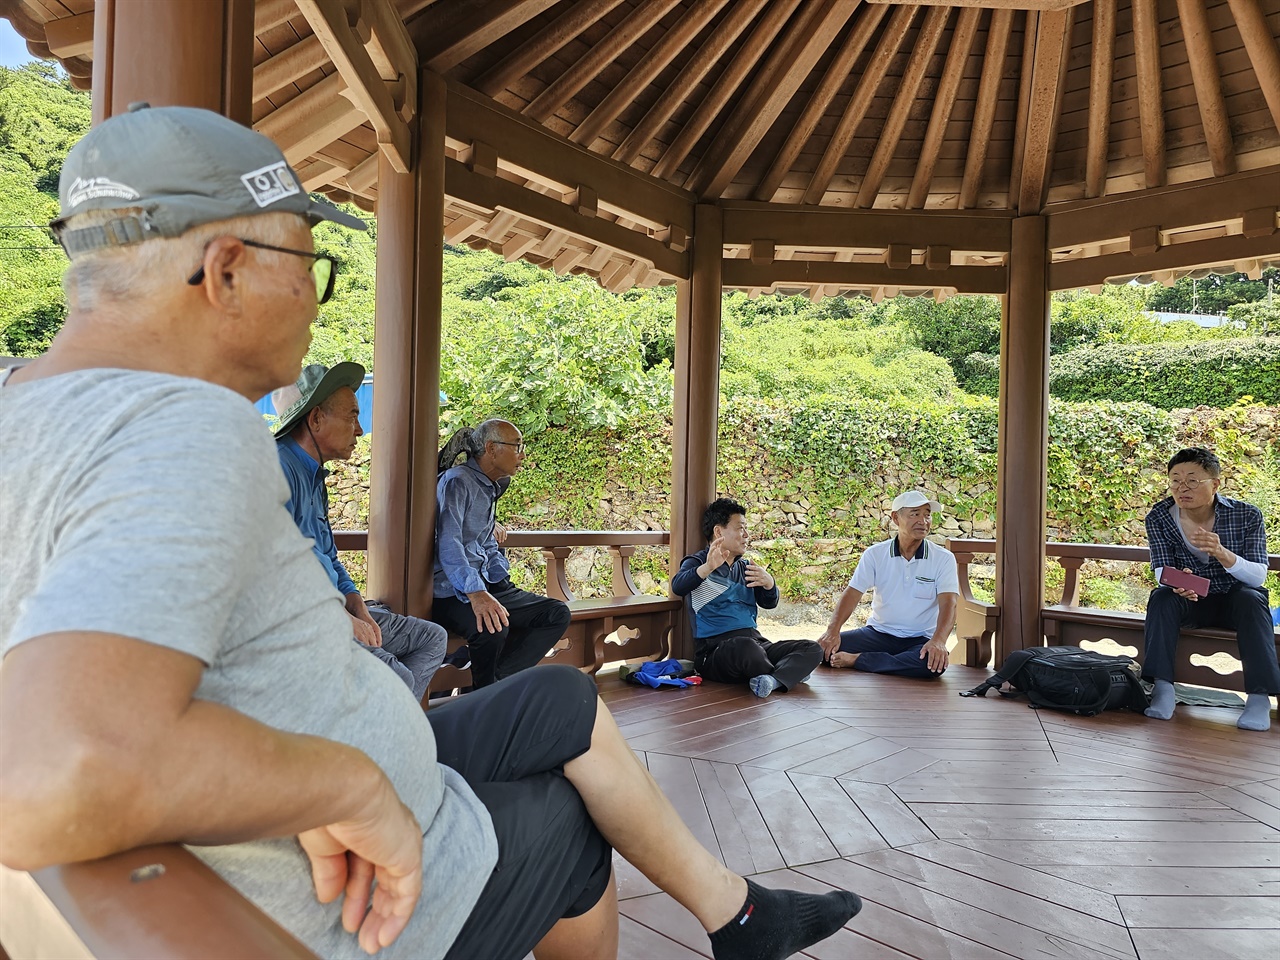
427,665,613,960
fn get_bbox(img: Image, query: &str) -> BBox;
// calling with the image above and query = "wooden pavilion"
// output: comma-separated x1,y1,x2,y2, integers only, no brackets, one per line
2,1,1279,958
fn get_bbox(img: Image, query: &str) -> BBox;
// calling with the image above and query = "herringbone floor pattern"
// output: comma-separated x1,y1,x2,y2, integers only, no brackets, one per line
602,665,1280,960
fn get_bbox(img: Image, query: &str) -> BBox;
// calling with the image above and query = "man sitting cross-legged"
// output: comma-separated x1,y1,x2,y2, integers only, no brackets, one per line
272,361,446,702
819,491,958,678
673,498,823,698
0,105,861,960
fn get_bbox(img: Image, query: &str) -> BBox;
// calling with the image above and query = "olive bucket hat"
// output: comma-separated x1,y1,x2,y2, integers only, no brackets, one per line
272,362,365,439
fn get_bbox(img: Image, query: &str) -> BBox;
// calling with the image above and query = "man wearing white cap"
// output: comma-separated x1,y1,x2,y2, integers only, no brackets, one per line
817,492,959,678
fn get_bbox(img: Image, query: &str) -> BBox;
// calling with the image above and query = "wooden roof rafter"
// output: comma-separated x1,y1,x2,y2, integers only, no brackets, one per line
1084,0,1116,198
687,0,862,199
753,3,888,202
611,0,769,167
650,0,801,181
907,5,982,208
856,5,952,208
802,2,918,205
568,0,731,150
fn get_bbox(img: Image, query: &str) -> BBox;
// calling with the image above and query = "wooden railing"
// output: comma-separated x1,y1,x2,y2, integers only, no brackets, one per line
337,530,681,679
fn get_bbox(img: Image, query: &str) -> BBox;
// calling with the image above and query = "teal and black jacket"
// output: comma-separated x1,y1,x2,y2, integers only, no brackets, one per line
673,549,780,656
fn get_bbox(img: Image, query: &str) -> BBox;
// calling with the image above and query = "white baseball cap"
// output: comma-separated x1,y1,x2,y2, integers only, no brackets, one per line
891,491,942,513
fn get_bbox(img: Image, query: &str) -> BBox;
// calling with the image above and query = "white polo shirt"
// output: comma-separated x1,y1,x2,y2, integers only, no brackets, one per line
848,537,960,639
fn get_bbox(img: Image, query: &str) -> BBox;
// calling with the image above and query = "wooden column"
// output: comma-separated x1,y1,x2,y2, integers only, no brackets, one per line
91,0,254,125
670,204,723,659
368,71,441,618
995,215,1051,661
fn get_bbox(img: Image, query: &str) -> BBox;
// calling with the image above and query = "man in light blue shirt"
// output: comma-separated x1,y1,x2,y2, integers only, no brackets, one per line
274,362,446,700
432,420,570,687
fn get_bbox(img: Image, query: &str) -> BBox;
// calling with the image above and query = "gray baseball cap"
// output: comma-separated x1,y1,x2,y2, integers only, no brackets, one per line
51,103,365,257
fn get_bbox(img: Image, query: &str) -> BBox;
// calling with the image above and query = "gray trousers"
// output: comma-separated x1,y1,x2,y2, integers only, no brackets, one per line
355,601,448,701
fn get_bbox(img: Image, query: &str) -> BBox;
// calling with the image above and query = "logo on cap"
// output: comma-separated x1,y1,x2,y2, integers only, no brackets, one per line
241,161,301,209
67,176,141,207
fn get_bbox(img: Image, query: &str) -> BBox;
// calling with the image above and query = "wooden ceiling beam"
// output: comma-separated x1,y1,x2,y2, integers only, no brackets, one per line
1016,8,1072,214
254,71,364,164
344,153,381,194
256,0,299,34
295,0,416,173
1177,0,1236,178
570,0,730,148
473,0,626,98
958,9,1014,209
651,0,801,181
907,6,981,209
856,6,950,208
417,0,559,74
446,82,695,235
721,201,1013,252
43,10,93,59
613,0,768,165
1007,10,1037,208
445,158,689,275
1084,0,1115,198
1131,0,1166,189
692,0,862,200
1225,0,1280,137
802,3,917,205
1047,168,1280,248
1050,231,1280,290
254,35,329,100
722,259,1006,295
524,0,683,123
755,4,887,202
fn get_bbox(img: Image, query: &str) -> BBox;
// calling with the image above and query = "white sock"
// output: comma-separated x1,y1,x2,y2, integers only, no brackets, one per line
749,675,780,698
1238,694,1272,731
1145,679,1176,720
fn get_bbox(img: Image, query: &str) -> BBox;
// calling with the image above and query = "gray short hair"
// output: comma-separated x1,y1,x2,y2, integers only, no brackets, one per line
60,209,305,312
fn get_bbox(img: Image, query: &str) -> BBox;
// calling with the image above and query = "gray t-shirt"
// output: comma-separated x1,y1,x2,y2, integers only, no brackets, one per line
0,369,497,959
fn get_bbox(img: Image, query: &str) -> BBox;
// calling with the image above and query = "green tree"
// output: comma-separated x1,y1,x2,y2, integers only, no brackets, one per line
0,64,90,356
1145,269,1280,316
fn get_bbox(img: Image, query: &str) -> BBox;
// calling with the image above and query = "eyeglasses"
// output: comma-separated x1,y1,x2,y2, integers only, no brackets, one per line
492,440,526,454
187,239,338,305
1169,477,1214,491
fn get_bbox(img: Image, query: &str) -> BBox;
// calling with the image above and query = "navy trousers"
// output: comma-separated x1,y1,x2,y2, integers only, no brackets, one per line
838,625,943,679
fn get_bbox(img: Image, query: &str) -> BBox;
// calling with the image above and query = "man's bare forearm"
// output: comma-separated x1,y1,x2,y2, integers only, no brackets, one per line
931,593,958,644
0,632,390,871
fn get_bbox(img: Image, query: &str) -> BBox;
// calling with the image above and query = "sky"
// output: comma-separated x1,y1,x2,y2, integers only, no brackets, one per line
2,19,38,69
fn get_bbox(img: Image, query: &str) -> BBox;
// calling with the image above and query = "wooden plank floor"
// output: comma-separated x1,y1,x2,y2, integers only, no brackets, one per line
603,665,1280,960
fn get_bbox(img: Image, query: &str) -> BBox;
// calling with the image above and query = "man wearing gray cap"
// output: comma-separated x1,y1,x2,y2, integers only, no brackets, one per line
0,105,861,960
817,491,959,678
272,362,446,702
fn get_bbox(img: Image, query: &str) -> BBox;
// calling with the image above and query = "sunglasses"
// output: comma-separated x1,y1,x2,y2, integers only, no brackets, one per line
187,239,338,304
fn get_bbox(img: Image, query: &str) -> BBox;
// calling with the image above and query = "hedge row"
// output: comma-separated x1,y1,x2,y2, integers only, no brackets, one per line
1049,337,1280,407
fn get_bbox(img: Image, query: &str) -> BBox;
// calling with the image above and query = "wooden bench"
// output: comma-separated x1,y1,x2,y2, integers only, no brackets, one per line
0,846,314,959
949,539,1280,691
334,530,681,697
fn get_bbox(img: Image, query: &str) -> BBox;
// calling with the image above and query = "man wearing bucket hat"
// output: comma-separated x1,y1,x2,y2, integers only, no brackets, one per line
273,362,446,701
0,105,862,960
817,491,959,678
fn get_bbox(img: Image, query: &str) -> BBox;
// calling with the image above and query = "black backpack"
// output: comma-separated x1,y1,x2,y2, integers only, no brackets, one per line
960,645,1150,716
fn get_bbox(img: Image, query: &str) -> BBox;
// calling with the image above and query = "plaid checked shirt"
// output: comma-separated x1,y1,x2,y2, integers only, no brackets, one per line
1145,494,1268,595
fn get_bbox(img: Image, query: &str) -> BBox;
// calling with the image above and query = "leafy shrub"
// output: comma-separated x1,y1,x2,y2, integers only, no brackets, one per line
1049,337,1280,407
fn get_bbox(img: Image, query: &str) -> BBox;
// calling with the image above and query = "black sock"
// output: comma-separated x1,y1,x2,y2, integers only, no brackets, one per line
708,878,862,960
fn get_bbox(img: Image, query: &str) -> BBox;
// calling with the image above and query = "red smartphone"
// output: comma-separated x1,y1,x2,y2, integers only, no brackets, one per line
1159,567,1210,597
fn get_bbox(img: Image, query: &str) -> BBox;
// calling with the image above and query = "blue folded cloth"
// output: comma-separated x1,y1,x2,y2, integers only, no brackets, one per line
623,658,698,689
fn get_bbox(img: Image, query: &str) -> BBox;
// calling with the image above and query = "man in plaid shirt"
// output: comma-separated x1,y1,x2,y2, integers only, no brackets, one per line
1143,447,1278,731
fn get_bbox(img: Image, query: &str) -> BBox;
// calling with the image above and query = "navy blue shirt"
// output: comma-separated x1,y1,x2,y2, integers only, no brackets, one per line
673,549,779,656
433,459,510,602
276,436,356,597
1145,494,1267,596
